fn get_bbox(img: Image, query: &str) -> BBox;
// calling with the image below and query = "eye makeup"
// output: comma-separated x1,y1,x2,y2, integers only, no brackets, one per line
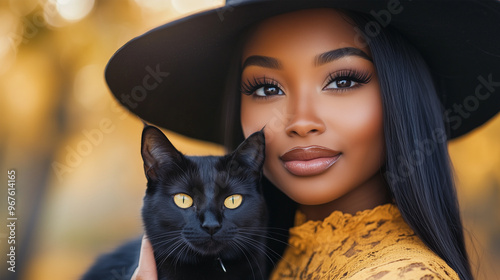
323,69,373,92
241,68,373,98
240,76,284,99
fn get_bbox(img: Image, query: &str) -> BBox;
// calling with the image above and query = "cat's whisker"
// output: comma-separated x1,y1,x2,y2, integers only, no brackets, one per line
241,226,290,232
234,235,278,269
238,228,291,245
240,230,294,248
240,227,291,237
147,231,183,239
172,243,190,271
244,241,266,280
229,240,258,280
155,238,185,269
148,229,184,236
239,228,298,263
162,244,184,274
233,235,270,280
151,237,184,247
236,233,298,271
147,232,184,243
152,240,182,252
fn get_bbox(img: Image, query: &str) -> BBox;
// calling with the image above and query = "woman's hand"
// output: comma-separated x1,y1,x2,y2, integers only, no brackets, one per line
131,235,158,280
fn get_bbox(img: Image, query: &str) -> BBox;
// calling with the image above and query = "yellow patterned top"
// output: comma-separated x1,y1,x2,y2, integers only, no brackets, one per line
270,204,459,280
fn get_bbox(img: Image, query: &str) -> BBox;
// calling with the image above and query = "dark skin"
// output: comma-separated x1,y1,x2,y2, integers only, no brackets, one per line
240,9,390,221
131,8,391,279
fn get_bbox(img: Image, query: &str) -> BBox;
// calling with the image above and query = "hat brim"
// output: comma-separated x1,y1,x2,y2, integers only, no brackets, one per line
105,0,500,144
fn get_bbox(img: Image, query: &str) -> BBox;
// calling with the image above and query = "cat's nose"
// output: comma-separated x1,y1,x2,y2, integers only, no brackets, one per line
202,212,221,235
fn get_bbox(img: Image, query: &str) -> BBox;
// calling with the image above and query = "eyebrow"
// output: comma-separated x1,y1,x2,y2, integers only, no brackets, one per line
242,55,282,71
241,47,372,71
315,47,372,66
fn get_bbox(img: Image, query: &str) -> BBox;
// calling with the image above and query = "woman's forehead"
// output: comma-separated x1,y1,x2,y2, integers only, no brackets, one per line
241,8,371,61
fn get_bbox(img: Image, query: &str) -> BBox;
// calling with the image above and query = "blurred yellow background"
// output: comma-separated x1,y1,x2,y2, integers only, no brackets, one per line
0,0,498,279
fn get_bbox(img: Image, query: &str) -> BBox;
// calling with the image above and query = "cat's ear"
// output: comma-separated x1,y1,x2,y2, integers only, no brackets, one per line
141,125,182,181
230,129,265,175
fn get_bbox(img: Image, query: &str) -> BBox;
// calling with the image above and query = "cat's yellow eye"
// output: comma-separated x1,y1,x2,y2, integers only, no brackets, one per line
224,194,243,209
173,193,193,209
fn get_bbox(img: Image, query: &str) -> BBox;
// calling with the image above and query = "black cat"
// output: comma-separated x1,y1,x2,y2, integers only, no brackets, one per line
82,125,268,280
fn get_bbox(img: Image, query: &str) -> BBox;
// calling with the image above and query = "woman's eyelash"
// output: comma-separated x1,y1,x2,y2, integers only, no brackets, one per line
240,76,282,95
325,69,372,89
241,69,371,96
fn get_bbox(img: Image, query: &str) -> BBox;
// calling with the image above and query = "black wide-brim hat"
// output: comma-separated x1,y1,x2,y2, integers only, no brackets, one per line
105,0,500,144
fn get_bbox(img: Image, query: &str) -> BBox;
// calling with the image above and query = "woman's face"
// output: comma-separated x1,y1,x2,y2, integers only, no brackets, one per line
240,9,387,209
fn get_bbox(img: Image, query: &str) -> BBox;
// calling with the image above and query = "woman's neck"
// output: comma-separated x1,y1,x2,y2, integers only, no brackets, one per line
299,172,392,221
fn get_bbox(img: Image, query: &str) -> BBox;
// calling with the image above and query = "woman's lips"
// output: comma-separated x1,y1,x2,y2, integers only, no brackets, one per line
280,146,342,176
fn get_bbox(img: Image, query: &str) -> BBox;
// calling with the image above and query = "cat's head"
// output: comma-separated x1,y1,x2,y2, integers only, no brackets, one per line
140,125,267,262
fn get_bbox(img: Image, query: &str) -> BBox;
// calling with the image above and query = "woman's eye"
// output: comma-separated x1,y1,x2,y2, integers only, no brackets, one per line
323,70,372,91
254,85,283,97
241,77,285,97
326,78,359,89
224,194,243,209
173,193,193,209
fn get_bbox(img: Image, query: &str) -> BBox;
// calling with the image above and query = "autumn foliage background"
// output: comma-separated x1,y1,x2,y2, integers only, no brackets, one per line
0,1,499,279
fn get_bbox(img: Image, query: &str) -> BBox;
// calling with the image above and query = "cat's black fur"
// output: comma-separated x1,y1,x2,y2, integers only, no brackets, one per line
82,125,268,280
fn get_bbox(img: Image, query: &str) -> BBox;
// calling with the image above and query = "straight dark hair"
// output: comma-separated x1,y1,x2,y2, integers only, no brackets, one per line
347,12,473,280
222,10,472,279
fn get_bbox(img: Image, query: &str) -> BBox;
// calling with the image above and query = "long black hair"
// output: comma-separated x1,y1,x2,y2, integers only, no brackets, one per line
221,10,472,280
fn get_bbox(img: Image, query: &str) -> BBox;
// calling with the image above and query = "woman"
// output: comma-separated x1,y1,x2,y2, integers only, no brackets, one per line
103,1,500,279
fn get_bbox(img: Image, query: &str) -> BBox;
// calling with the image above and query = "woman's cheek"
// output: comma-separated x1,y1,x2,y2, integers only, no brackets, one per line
240,95,286,139
241,95,264,138
341,89,385,169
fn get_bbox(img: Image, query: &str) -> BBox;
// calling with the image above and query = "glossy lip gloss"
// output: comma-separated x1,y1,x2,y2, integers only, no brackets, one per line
280,146,342,176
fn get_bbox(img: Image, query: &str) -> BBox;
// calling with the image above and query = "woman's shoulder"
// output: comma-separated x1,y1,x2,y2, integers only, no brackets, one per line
272,204,460,279
348,233,460,280
349,250,459,279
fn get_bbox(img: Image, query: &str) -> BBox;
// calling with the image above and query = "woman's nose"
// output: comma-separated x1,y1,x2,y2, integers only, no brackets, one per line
284,95,326,137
